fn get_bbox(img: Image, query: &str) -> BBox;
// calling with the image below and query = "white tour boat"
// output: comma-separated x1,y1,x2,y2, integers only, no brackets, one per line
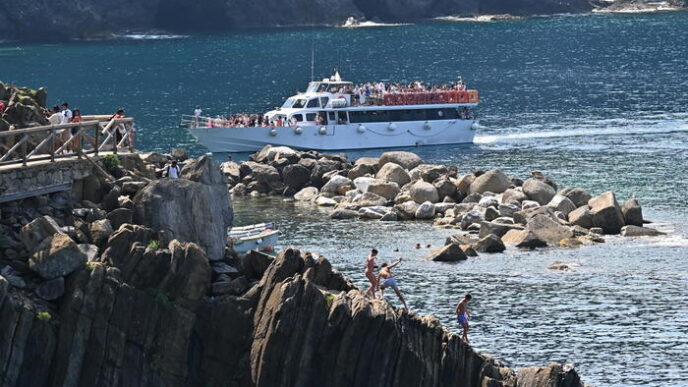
182,71,479,152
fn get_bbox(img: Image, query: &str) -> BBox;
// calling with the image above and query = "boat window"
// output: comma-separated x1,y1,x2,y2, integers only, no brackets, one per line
319,97,329,107
306,113,317,121
292,114,303,122
293,99,307,109
317,84,328,92
328,112,336,121
307,99,319,108
337,111,348,124
281,98,294,108
349,108,460,123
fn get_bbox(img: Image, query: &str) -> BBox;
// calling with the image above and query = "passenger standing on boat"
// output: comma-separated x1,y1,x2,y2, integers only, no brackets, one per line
60,102,72,124
364,249,379,298
378,258,408,309
194,106,202,127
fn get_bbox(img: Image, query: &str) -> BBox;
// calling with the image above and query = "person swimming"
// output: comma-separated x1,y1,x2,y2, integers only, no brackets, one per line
364,249,379,298
378,258,408,309
455,294,472,343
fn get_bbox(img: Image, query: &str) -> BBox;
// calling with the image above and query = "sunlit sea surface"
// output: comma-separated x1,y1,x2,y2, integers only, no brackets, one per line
2,11,687,386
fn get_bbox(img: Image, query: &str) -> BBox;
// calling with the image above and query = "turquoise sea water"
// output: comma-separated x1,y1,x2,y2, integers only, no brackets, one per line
2,12,688,386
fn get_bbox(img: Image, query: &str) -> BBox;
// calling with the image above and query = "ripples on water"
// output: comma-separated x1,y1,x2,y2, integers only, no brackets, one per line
2,11,688,386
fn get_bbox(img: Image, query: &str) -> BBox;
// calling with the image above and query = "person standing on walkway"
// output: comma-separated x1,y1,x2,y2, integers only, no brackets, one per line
455,294,472,343
364,249,379,298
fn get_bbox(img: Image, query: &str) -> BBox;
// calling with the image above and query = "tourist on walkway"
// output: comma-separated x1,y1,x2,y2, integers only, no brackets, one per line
60,102,72,124
378,257,408,309
364,248,378,298
48,106,63,125
110,108,126,145
68,109,82,152
455,294,472,343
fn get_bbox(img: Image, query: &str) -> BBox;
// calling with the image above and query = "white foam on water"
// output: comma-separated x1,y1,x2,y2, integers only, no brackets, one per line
474,121,688,144
339,21,410,28
115,34,190,40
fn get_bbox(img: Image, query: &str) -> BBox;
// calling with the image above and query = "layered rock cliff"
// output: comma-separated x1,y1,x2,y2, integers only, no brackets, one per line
0,152,584,386
3,0,655,43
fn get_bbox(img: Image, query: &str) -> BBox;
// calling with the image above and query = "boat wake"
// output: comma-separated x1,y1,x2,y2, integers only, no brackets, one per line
114,33,190,40
474,121,688,144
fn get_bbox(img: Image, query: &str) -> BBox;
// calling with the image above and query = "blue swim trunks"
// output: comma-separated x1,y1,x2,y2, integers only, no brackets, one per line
457,313,469,325
381,277,398,290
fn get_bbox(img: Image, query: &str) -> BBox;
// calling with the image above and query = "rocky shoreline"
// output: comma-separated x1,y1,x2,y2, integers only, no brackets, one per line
1,0,685,43
224,146,666,262
0,145,591,386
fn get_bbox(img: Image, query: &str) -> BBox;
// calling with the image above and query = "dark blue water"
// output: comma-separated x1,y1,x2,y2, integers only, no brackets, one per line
2,12,688,386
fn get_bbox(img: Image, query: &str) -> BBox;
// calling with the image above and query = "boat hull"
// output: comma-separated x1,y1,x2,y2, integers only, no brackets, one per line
188,119,476,152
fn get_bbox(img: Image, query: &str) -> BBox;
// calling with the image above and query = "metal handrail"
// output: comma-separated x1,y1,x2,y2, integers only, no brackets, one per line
0,117,136,167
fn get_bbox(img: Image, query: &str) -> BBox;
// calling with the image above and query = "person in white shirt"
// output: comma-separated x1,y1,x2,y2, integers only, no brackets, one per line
166,160,180,179
60,102,72,124
48,105,63,125
193,105,202,127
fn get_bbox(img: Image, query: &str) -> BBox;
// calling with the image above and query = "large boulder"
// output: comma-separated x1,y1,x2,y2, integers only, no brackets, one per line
309,160,339,186
134,156,233,261
353,176,376,193
427,243,468,262
620,225,665,237
347,163,376,180
375,162,411,187
501,188,528,204
547,194,577,217
517,363,582,387
568,206,593,229
501,229,547,249
29,233,87,279
469,169,510,194
588,191,625,234
294,186,319,201
433,178,456,199
105,208,133,230
321,175,353,195
281,164,311,190
394,200,420,220
89,219,114,247
367,181,400,201
410,164,448,182
474,234,506,253
378,151,422,170
621,197,643,227
559,187,592,208
410,181,440,203
522,178,556,205
526,214,574,244
20,215,64,250
478,221,524,238
239,161,284,192
353,192,388,207
415,201,436,219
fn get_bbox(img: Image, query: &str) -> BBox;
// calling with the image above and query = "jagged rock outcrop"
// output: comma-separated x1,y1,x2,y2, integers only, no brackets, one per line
133,155,232,261
0,0,603,43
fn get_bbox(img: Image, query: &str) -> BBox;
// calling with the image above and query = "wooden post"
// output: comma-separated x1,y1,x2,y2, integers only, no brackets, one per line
21,135,27,166
50,127,55,162
95,123,100,156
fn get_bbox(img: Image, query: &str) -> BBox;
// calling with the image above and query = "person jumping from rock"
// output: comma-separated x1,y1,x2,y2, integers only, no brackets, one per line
364,248,379,298
378,257,408,309
455,294,472,343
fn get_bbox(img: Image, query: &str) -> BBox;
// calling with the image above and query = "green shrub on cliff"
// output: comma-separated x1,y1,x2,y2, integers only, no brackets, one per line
37,312,52,322
147,240,160,250
101,154,121,173
324,292,335,310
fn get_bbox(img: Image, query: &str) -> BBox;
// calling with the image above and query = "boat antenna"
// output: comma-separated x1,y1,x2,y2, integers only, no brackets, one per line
310,43,315,81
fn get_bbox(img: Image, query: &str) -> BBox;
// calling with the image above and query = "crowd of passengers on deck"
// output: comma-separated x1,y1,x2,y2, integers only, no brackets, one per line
316,79,469,106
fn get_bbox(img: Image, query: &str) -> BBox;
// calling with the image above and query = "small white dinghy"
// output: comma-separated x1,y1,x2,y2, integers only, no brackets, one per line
229,222,280,254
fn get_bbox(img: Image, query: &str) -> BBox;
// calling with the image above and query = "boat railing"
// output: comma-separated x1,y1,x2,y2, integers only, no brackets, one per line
351,90,479,107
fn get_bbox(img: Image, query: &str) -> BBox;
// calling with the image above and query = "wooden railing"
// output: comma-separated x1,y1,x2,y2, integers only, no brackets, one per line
0,118,135,167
